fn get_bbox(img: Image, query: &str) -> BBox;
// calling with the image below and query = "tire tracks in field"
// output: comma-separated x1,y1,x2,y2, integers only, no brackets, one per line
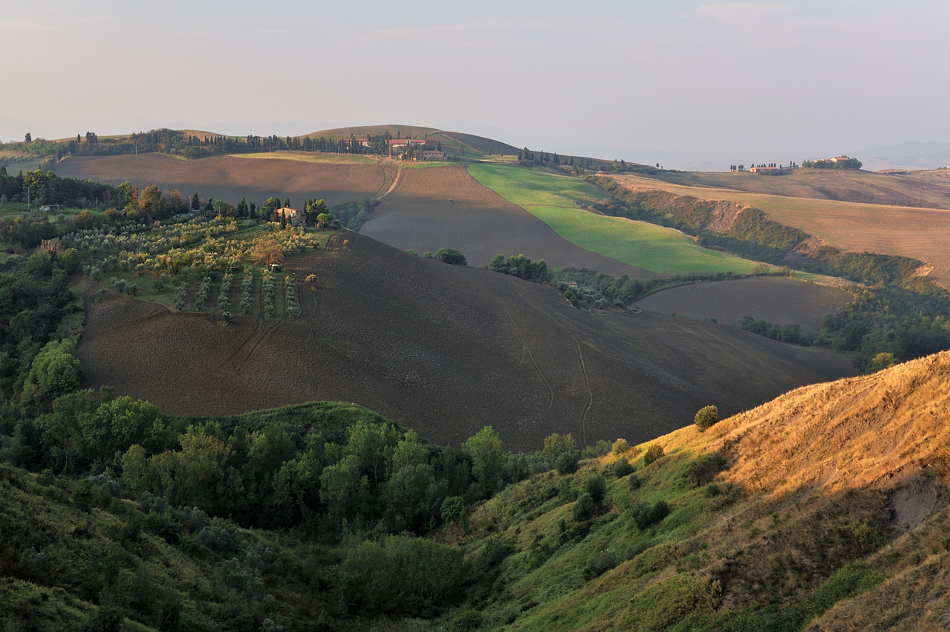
496,298,555,413
376,166,403,201
217,272,288,371
517,291,593,448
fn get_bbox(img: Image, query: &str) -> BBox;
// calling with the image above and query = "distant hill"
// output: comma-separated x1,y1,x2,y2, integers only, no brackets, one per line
77,233,854,451
855,140,950,171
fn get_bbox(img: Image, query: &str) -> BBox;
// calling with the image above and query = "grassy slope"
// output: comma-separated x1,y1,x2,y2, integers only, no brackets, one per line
452,350,950,631
468,164,761,275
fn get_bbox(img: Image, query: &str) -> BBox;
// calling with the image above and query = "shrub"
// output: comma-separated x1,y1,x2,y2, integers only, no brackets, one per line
144,511,184,543
199,525,235,554
138,491,168,514
179,506,210,532
631,500,670,529
694,405,719,432
613,457,634,478
643,444,664,466
88,473,123,499
573,492,594,521
585,474,607,503
612,438,629,455
482,537,513,569
435,247,467,266
16,547,48,583
556,451,579,475
79,605,123,632
222,557,263,599
628,473,641,490
584,549,620,580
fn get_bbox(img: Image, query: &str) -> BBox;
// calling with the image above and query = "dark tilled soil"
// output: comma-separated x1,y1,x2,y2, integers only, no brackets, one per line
79,233,855,451
362,164,660,276
53,154,396,208
634,277,853,333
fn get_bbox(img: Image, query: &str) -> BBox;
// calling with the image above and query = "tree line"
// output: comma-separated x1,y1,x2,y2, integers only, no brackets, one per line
2,129,450,161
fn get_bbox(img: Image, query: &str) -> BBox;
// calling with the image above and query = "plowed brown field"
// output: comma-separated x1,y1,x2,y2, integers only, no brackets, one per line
633,277,853,332
362,165,659,276
78,233,854,451
53,154,396,207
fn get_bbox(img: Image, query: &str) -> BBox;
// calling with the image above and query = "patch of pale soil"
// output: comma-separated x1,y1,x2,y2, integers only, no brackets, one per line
888,470,937,531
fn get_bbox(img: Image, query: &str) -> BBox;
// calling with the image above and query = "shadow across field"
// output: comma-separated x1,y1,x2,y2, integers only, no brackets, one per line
78,233,855,450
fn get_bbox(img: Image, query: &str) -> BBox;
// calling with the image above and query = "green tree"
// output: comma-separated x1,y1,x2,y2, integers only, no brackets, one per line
435,247,467,266
320,454,367,529
463,426,506,497
694,405,719,432
23,339,82,402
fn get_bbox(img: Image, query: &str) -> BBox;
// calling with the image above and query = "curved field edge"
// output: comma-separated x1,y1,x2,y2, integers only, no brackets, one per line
467,164,763,276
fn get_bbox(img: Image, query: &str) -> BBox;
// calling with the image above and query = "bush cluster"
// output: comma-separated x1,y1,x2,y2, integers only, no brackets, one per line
694,405,719,432
631,500,670,529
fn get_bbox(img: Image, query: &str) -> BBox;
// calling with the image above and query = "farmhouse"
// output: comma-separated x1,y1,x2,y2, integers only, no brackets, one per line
421,150,445,161
749,166,779,173
275,207,307,227
388,139,425,155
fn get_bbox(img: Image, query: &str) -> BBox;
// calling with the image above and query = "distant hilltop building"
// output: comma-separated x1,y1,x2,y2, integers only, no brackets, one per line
275,207,307,227
388,139,425,156
749,165,779,173
802,155,863,169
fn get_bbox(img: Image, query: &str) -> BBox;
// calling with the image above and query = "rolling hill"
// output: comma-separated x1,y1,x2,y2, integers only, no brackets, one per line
77,232,854,452
604,170,950,284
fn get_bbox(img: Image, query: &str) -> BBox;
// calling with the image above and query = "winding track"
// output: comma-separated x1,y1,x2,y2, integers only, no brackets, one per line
517,291,593,448
496,299,555,412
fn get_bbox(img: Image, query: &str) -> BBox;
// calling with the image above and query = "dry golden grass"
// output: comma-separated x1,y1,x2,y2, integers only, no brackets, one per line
653,350,950,496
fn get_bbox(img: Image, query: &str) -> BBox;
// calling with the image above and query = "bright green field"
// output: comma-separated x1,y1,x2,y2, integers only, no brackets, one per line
468,164,760,275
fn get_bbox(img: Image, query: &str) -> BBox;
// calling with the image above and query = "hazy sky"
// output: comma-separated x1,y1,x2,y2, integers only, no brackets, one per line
2,1,948,166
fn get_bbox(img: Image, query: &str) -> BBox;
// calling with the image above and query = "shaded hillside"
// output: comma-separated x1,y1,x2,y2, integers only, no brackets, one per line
78,233,853,452
52,154,396,208
634,276,853,333
362,164,659,276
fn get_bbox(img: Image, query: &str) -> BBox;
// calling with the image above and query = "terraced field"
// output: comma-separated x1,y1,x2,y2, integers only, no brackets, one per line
77,233,854,451
468,164,762,275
